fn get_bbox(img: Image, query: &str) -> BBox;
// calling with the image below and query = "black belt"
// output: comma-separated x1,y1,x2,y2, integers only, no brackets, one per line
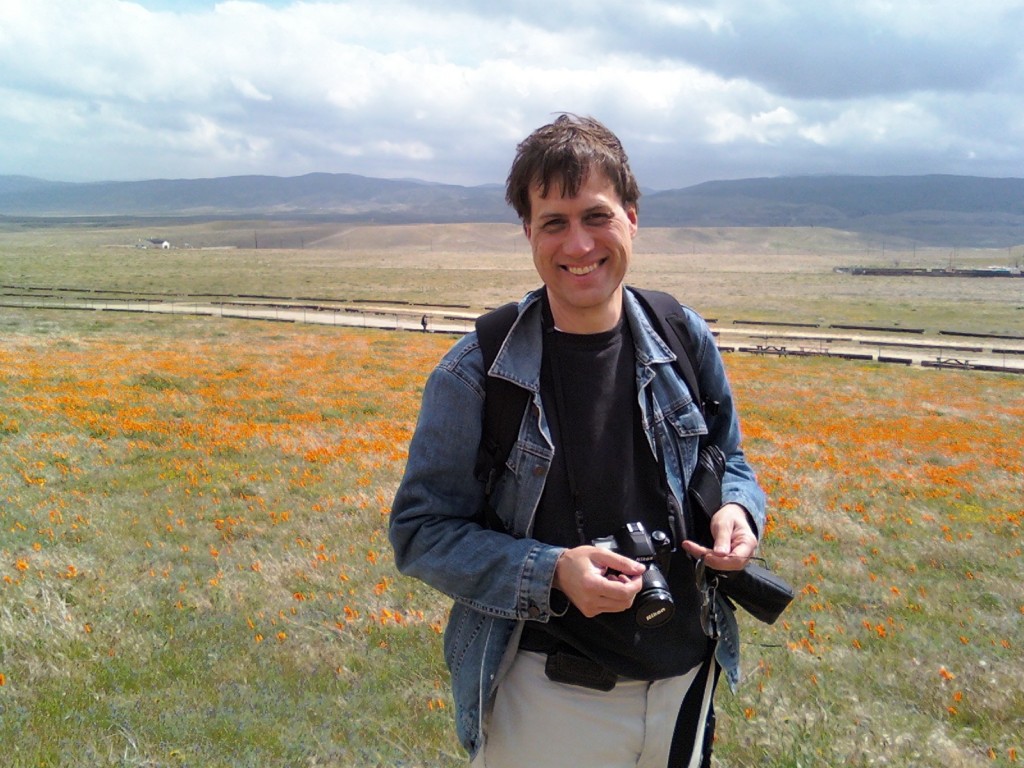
518,624,565,653
518,626,618,691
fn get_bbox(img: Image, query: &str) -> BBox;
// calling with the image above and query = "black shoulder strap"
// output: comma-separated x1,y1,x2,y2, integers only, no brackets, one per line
631,288,721,546
474,290,717,500
630,287,716,419
473,302,530,497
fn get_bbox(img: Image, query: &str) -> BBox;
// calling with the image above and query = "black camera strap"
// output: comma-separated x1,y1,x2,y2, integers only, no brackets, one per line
541,298,588,546
474,286,708,543
541,295,676,550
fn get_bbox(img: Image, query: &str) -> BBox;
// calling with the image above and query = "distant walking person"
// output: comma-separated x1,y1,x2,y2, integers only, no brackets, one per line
390,114,768,767
420,314,429,332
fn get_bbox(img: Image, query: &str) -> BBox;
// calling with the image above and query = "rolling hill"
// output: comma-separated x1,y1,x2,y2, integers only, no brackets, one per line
1,172,1022,247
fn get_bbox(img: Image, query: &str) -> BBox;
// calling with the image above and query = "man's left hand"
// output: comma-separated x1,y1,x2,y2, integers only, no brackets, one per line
681,503,757,571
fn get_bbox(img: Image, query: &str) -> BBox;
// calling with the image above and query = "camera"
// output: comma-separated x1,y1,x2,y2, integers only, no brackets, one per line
591,522,674,628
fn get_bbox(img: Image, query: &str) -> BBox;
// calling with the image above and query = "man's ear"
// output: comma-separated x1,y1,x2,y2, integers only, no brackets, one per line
523,222,532,239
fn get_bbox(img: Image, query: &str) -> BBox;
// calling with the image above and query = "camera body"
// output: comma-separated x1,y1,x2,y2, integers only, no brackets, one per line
591,522,674,628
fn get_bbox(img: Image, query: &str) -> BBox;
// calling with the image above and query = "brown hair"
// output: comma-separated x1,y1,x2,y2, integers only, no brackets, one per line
504,114,641,222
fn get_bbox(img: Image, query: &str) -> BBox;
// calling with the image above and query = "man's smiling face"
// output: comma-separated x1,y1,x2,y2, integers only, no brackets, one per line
524,170,638,334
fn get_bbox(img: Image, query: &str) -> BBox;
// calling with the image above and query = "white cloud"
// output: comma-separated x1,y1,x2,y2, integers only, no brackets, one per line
800,101,939,148
232,77,273,102
0,0,1022,187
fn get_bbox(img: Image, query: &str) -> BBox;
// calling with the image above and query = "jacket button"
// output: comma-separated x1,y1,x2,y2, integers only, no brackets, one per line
533,466,545,477
527,605,540,618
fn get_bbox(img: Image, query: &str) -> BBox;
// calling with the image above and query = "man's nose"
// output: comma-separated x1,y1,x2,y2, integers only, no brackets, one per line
562,221,594,256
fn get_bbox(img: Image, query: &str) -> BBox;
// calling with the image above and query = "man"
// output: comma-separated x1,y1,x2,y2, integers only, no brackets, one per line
390,114,765,767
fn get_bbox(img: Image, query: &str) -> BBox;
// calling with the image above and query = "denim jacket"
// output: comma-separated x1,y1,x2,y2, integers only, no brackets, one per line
389,287,766,758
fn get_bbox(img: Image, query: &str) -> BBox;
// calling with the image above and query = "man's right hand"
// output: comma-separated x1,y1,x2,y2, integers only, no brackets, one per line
552,546,646,618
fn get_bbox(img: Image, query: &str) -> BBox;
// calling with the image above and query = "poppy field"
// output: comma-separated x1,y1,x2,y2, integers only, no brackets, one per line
0,307,1021,767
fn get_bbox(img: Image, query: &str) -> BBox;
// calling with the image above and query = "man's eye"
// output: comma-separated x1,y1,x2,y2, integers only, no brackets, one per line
586,212,612,225
542,220,566,232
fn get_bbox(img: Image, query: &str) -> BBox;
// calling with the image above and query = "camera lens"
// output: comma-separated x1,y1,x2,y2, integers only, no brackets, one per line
635,566,674,628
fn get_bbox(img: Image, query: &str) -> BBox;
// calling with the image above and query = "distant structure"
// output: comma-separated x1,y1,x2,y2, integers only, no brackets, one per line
136,238,171,249
836,266,1022,278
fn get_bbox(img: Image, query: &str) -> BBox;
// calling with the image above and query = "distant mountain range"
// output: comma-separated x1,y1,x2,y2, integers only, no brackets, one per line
1,172,1022,247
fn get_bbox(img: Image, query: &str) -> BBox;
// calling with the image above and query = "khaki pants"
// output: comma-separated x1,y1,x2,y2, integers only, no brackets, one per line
471,651,715,768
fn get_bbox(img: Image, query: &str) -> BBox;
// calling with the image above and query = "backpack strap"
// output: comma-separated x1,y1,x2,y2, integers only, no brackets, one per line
473,290,719,533
473,303,530,505
630,288,725,545
629,287,719,422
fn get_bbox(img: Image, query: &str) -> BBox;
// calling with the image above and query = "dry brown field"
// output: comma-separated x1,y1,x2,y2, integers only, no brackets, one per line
2,220,1022,336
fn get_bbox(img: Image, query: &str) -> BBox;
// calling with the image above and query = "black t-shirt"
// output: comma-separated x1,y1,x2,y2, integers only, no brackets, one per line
531,313,709,680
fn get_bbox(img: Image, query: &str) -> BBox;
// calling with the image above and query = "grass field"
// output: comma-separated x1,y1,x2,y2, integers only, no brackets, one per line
1,222,1022,766
3,219,1023,333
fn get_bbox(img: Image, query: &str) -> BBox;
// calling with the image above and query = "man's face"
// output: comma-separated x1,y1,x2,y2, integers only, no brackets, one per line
524,171,637,334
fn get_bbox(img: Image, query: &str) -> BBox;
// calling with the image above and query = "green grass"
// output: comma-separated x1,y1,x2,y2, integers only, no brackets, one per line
1,221,1022,766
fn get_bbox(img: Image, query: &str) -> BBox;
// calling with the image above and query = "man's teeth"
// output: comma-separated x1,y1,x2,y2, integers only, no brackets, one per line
566,262,599,276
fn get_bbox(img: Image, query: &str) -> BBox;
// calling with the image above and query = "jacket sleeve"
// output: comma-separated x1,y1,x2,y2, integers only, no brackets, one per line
686,309,767,539
388,334,565,622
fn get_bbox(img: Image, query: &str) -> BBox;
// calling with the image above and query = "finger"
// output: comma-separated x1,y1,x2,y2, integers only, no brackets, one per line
597,572,644,595
591,549,646,577
712,524,735,556
602,571,637,584
578,585,638,617
701,552,746,571
705,544,759,570
681,540,712,559
683,539,738,558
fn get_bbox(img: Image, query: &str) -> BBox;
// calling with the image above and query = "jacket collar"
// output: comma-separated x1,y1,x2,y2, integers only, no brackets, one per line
486,286,677,392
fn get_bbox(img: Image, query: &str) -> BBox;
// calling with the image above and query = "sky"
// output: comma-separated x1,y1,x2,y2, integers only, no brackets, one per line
2,0,1023,190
